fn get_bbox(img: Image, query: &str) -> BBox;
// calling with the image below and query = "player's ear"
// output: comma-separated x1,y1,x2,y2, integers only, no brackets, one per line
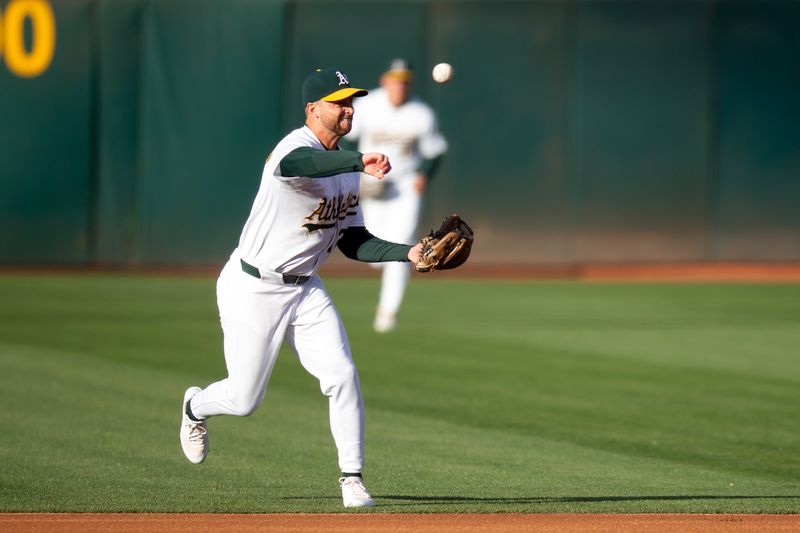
306,101,322,120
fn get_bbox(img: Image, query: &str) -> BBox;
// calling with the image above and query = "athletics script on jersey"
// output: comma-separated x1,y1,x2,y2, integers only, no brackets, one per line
302,192,360,232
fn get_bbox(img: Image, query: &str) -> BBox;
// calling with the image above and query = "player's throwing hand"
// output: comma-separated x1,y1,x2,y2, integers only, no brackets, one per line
361,152,391,179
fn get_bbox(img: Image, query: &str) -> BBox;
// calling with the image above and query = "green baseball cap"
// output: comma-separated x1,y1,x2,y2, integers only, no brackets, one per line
302,68,368,103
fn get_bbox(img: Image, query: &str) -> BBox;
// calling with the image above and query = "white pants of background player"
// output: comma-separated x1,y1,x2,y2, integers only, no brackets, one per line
361,177,422,328
189,251,365,473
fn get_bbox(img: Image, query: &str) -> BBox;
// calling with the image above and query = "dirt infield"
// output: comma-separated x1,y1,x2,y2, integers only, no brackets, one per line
1,513,798,532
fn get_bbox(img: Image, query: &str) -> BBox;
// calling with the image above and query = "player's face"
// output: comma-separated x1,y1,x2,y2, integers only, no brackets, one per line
383,78,411,106
317,97,355,136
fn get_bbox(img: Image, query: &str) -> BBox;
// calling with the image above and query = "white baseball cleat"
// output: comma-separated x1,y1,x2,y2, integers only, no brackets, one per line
339,476,376,508
180,386,209,464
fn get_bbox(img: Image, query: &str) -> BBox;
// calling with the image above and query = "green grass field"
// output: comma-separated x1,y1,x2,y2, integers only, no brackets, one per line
0,274,798,513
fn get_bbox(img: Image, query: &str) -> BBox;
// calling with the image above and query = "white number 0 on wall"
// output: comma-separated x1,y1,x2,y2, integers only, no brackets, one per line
0,0,56,78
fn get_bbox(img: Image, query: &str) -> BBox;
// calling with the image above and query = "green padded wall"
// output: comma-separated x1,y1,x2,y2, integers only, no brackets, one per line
0,0,92,263
135,0,286,264
570,1,711,262
427,1,571,263
2,0,800,266
95,0,142,265
714,1,800,261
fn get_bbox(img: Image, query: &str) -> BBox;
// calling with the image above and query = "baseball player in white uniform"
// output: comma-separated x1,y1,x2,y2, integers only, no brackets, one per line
179,67,423,508
345,59,448,333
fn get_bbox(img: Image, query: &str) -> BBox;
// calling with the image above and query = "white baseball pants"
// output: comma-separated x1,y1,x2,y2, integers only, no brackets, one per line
190,252,365,473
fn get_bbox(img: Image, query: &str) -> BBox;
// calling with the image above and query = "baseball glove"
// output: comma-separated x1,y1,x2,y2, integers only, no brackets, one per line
415,214,474,273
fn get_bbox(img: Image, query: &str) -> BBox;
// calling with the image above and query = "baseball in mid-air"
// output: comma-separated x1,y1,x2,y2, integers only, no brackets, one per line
432,62,453,84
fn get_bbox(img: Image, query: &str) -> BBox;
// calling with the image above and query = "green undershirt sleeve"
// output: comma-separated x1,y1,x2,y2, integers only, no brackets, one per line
337,226,411,263
279,147,365,178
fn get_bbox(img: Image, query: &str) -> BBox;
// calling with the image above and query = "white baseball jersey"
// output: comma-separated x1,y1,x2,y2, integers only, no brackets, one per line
237,125,364,276
347,87,447,182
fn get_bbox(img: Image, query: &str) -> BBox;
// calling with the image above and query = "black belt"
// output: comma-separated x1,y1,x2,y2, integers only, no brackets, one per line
240,259,310,285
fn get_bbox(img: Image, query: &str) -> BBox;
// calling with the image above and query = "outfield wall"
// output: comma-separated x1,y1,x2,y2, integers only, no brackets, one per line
1,0,799,266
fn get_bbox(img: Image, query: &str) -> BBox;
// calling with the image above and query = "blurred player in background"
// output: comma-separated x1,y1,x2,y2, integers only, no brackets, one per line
346,58,448,333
